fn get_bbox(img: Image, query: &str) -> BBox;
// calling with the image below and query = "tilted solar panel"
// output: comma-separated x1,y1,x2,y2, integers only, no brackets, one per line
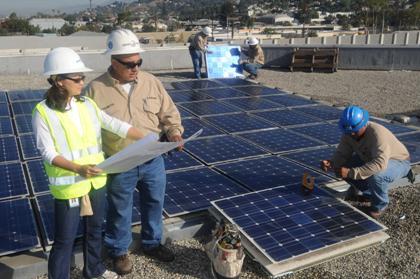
0,163,28,200
11,100,39,116
15,114,34,134
213,78,255,87
282,146,338,171
203,113,276,133
0,91,7,103
180,100,242,116
370,119,418,135
260,94,315,107
295,105,342,121
173,80,222,90
7,89,44,102
222,97,281,112
398,132,420,164
234,86,288,97
19,133,41,160
289,123,343,145
0,117,14,136
0,103,9,117
168,90,212,103
0,136,20,163
181,118,225,138
252,109,322,127
26,159,49,194
164,151,203,172
196,87,249,99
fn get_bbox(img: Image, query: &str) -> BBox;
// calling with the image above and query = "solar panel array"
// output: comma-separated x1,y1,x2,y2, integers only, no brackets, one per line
1,79,418,260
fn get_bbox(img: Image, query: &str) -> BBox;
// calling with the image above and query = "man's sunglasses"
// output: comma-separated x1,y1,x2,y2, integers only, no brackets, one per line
114,57,143,69
59,75,86,83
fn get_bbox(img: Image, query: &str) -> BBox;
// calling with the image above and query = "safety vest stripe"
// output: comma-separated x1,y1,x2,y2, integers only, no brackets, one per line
49,174,86,186
61,146,101,160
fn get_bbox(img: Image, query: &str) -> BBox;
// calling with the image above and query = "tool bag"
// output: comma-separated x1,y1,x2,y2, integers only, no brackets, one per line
206,221,245,279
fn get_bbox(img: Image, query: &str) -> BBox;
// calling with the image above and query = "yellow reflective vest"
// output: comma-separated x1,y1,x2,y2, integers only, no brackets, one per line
33,97,106,199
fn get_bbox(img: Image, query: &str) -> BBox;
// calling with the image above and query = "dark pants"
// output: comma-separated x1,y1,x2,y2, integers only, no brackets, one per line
242,63,262,76
189,48,203,79
48,186,106,279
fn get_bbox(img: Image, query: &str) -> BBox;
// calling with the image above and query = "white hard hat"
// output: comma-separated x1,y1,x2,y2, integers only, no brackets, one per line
105,29,145,55
247,37,259,46
43,47,93,76
202,26,212,36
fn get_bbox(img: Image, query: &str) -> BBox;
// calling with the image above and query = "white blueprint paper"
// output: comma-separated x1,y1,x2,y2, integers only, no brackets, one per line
97,129,203,174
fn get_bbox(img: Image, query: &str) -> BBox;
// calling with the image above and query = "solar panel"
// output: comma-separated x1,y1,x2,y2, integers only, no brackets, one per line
0,117,14,136
15,114,33,134
215,156,334,191
195,87,249,99
234,86,288,96
0,136,20,163
7,89,44,102
370,119,418,135
222,97,281,112
168,89,213,103
180,100,241,116
164,167,248,216
295,105,343,121
185,135,268,165
212,184,385,263
203,113,276,133
260,94,315,107
19,133,41,160
0,163,28,199
282,147,337,171
213,78,255,87
0,91,7,103
36,194,60,243
26,159,49,194
398,132,420,164
11,100,38,115
182,118,225,138
177,106,196,119
238,129,326,154
173,80,223,90
252,109,322,127
0,198,39,256
162,81,183,90
0,103,9,117
164,151,203,172
290,123,343,145
206,45,243,79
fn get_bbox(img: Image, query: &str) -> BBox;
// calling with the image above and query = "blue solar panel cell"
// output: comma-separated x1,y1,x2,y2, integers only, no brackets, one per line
290,123,343,145
0,92,6,103
176,106,195,118
212,184,385,263
260,95,315,107
0,136,19,163
15,114,33,134
180,100,241,116
8,90,44,102
214,78,255,87
181,118,225,138
19,134,41,160
215,156,333,191
234,86,287,96
370,119,417,135
173,80,223,90
164,168,248,216
196,88,249,99
206,46,243,79
162,82,182,90
185,135,268,164
203,113,276,133
295,105,343,121
26,159,49,194
0,163,28,199
0,198,39,256
222,97,281,112
164,151,203,172
36,194,58,243
11,101,38,115
252,109,322,127
0,103,9,117
398,132,420,164
0,117,13,136
169,90,213,103
282,147,337,170
238,129,325,153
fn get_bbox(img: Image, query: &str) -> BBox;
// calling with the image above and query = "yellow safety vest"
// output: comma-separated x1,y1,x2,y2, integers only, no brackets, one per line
34,97,106,199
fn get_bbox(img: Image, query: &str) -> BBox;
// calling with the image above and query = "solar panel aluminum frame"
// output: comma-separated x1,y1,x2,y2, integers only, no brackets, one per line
208,206,389,278
210,185,388,274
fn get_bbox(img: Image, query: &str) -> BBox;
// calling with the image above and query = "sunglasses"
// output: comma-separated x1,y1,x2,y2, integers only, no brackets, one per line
59,75,86,83
113,57,143,69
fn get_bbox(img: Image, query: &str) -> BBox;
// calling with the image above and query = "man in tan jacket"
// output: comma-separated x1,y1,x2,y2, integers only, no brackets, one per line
85,29,183,275
240,37,265,80
188,26,211,79
321,106,410,219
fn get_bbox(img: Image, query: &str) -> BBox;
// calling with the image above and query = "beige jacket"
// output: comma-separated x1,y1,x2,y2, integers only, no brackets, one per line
244,45,264,65
85,69,183,156
190,32,207,52
331,122,410,180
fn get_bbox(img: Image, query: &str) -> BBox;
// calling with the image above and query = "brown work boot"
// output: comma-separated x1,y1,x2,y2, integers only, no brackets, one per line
113,254,132,275
143,244,175,262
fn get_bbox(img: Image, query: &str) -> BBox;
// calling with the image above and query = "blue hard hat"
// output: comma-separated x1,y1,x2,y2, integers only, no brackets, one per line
339,106,369,134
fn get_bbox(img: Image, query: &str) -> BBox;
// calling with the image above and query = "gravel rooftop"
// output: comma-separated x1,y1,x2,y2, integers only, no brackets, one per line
6,68,418,279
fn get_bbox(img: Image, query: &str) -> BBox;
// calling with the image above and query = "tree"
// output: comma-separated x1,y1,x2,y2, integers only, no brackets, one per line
59,23,76,35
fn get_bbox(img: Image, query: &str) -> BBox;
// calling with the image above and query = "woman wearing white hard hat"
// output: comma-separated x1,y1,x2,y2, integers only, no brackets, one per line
188,26,212,79
240,37,265,80
33,47,144,279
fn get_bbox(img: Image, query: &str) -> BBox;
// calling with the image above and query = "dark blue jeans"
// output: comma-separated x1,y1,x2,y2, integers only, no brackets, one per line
345,155,410,211
242,63,262,76
189,49,203,79
48,186,106,279
104,156,166,257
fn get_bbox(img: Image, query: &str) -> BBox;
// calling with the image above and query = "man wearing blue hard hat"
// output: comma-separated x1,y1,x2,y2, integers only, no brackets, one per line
321,105,411,219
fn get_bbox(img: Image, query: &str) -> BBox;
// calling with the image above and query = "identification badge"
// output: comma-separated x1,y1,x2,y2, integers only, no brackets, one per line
69,198,80,208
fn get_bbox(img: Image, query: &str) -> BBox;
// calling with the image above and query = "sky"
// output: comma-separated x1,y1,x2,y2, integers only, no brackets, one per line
0,0,132,17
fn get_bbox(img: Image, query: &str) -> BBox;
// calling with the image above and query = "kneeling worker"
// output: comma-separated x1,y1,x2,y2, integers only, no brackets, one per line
240,37,264,80
321,105,411,219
